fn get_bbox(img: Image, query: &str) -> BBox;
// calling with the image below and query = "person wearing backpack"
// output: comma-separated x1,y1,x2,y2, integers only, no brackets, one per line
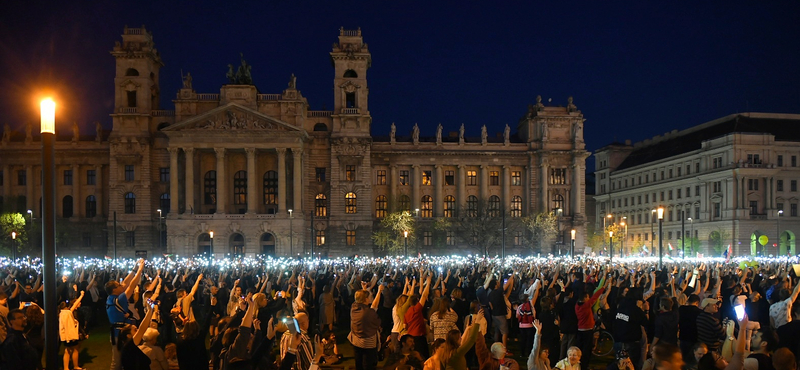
106,259,145,370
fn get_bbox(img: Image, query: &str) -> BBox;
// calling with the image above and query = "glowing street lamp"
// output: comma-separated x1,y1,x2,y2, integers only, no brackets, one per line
657,207,665,270
604,214,613,251
609,230,614,263
11,231,16,260
40,97,59,370
570,229,576,260
778,209,784,255
209,231,214,255
288,209,293,257
404,230,409,257
157,209,162,252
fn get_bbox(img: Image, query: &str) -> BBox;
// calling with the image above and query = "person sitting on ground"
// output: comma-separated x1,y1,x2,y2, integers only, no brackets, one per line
555,346,582,370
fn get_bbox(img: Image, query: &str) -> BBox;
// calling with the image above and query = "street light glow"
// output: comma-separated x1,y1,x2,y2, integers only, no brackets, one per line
11,231,16,240
209,231,214,239
570,229,576,240
40,98,55,134
657,207,665,220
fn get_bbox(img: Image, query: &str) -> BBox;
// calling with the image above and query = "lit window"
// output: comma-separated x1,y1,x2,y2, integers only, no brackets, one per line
375,195,387,218
345,192,357,214
315,194,327,217
511,196,522,217
346,230,356,246
346,165,356,181
512,171,521,186
316,230,326,246
443,195,455,217
399,170,409,185
490,171,499,186
467,171,477,186
233,170,247,205
488,195,500,217
552,194,564,211
422,171,432,186
421,196,433,217
263,171,278,205
376,170,386,185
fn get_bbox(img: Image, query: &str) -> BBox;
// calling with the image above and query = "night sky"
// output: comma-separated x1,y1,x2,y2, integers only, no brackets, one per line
1,2,798,172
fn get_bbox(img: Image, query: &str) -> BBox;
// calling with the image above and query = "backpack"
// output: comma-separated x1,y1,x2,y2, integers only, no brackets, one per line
517,301,534,325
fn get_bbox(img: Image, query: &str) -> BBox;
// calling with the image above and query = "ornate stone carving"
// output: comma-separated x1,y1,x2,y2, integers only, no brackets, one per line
412,123,419,145
390,123,396,144
332,137,370,156
436,123,442,145
481,125,487,145
567,96,578,112
2,123,10,145
504,124,510,146
199,110,276,130
182,72,192,89
72,122,80,142
459,124,465,145
340,80,359,93
95,122,103,142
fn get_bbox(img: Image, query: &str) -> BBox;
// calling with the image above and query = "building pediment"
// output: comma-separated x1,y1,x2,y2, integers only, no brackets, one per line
163,103,307,138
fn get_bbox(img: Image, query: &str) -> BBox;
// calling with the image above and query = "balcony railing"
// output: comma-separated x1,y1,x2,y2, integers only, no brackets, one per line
118,107,138,114
152,110,174,117
308,111,332,117
257,94,281,101
750,213,767,220
196,94,219,100
341,108,360,115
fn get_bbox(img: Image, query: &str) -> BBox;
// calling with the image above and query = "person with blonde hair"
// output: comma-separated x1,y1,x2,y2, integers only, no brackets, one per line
350,285,384,370
555,346,582,370
139,328,168,370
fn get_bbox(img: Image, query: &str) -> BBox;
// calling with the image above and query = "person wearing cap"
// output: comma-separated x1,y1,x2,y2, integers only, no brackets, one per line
697,297,726,352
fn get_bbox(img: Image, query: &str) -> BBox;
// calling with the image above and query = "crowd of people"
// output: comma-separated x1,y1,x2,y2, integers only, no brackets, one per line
1,254,800,370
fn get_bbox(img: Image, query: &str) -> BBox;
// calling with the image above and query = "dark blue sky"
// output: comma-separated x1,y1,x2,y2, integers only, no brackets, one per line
1,2,798,169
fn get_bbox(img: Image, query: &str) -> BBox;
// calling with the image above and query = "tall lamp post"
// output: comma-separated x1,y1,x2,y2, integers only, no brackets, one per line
657,206,665,270
680,211,685,259
620,217,627,256
209,231,214,255
156,209,162,252
604,214,612,252
403,230,408,258
778,209,784,255
40,98,59,370
651,209,656,255
570,229,576,260
26,209,32,253
288,209,293,258
687,217,693,259
609,231,614,263
11,231,16,261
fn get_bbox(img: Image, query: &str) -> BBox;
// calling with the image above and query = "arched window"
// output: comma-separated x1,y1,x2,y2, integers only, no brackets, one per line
315,194,328,217
375,195,387,218
204,171,217,205
125,68,139,76
343,69,358,78
160,193,170,213
231,233,245,256
62,195,73,218
421,195,433,218
124,192,136,214
85,195,97,218
260,233,275,255
552,194,564,212
234,170,247,205
345,192,357,214
398,195,411,213
444,195,456,218
313,123,328,132
263,171,278,205
488,195,501,217
198,233,211,255
467,195,478,217
511,196,522,217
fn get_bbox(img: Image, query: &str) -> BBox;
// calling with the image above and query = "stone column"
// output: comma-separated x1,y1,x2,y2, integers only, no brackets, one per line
412,164,420,211
72,164,80,217
95,165,103,217
26,165,33,213
434,165,444,217
292,148,303,214
699,182,707,220
277,148,286,213
246,148,257,214
572,158,582,216
457,165,466,216
502,165,511,212
540,158,549,212
184,148,194,214
169,148,179,215
389,165,398,212
479,165,488,201
215,148,226,214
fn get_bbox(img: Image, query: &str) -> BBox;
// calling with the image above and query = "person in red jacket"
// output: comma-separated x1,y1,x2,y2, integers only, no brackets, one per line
575,279,609,366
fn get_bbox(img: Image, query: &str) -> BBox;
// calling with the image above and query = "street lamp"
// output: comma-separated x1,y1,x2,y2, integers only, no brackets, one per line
570,229,576,260
651,209,656,254
620,217,627,257
209,231,214,255
778,209,784,255
404,230,408,258
40,97,59,370
604,214,613,252
657,207,665,270
26,209,32,253
156,209,162,252
11,231,16,261
687,217,693,259
288,209,293,257
609,230,614,263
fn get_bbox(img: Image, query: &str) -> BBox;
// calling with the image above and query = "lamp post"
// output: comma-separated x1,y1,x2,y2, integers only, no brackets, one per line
651,209,656,255
404,230,408,258
680,211,685,259
609,230,614,263
288,209,293,258
26,209,32,253
570,229,576,260
621,217,627,256
209,231,214,256
778,209,784,255
687,217,693,259
11,231,16,260
156,209,162,252
40,98,59,370
604,214,612,252
657,207,665,270
414,208,420,256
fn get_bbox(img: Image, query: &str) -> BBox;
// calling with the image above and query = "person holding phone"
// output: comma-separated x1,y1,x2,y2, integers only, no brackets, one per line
349,285,384,370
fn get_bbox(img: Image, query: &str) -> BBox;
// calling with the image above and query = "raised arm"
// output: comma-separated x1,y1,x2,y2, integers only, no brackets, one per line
70,291,85,311
188,273,204,299
133,303,157,346
419,275,432,307
371,285,385,310
124,259,145,299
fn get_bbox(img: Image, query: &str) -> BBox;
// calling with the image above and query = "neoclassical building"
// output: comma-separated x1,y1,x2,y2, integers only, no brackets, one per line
0,26,589,258
594,113,800,257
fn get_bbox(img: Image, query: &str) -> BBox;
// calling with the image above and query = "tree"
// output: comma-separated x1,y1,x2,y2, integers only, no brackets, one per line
522,211,558,254
437,198,524,256
710,227,732,256
585,222,604,254
683,236,701,257
372,210,416,254
0,212,29,257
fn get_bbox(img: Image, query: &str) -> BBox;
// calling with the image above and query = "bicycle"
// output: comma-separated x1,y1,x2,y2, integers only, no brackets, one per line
592,327,615,357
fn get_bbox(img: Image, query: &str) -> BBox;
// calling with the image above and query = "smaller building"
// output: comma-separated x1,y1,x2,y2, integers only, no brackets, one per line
594,113,800,257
